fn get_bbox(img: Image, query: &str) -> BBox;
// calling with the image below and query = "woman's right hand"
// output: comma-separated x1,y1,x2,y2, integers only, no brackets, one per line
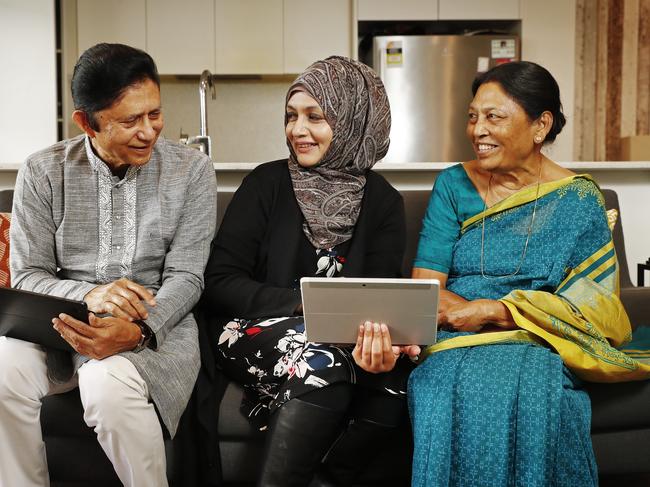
352,321,420,373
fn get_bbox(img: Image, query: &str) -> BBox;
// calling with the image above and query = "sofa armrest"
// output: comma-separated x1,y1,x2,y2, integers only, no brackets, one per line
620,286,650,329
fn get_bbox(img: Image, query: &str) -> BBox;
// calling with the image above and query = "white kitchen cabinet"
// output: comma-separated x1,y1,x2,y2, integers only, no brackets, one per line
76,0,351,76
214,0,283,74
283,0,352,73
357,0,438,21
146,0,215,75
77,0,146,56
438,0,520,20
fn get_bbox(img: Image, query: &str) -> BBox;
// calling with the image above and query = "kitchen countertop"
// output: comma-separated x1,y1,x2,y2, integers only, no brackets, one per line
0,162,21,171
2,161,650,172
209,161,650,172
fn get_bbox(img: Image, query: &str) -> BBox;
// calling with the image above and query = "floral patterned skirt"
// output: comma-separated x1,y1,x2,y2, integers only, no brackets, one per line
216,316,414,429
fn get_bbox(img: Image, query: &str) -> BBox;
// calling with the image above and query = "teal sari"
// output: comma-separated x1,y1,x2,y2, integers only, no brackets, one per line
409,340,594,487
408,165,637,487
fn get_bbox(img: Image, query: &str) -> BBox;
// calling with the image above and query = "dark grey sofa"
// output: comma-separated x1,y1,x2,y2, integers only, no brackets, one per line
1,186,649,485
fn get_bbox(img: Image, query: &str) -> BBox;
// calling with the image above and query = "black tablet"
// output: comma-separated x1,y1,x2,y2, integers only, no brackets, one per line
0,287,88,352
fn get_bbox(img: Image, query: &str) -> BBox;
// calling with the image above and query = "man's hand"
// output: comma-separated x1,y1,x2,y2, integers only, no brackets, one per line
352,321,421,374
84,278,156,321
52,313,142,360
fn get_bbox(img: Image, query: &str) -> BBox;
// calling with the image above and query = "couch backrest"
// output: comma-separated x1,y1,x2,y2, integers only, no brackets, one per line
0,190,12,213
397,188,631,286
216,190,431,277
2,186,632,286
601,189,631,287
401,191,431,277
217,188,631,284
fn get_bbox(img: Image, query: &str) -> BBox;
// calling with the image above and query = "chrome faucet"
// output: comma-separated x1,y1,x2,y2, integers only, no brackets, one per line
182,70,216,158
199,70,215,138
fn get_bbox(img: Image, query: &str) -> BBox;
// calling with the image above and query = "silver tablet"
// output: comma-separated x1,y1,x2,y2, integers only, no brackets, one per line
300,277,439,345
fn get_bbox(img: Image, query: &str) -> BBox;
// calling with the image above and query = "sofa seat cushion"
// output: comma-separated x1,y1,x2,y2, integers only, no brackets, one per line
216,379,412,485
41,389,97,437
217,381,265,439
588,377,650,432
216,366,650,437
0,212,10,287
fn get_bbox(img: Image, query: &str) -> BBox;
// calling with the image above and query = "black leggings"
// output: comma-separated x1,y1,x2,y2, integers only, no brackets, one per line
300,382,407,427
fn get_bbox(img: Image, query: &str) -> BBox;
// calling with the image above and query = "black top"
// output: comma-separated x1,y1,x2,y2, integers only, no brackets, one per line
201,159,406,320
186,160,406,486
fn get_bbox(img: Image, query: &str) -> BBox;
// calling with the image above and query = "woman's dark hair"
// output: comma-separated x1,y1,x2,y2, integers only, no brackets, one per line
71,43,160,131
471,61,566,143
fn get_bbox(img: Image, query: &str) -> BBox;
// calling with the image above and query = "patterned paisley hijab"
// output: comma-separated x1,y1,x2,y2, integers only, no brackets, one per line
286,56,391,249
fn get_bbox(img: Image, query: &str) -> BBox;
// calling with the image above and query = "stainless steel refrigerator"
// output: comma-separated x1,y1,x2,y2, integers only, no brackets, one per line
373,35,520,163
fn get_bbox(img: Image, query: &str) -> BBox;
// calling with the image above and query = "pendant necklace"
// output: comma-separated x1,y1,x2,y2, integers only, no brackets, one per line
480,161,543,279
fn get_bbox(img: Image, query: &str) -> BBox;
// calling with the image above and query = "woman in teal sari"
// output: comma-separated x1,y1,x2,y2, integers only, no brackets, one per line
409,61,648,487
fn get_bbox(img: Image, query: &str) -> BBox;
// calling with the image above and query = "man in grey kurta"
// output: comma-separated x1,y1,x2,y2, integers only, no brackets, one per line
0,43,216,487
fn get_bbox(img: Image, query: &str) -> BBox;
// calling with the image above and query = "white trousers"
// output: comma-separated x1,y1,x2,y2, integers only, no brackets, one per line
0,336,168,487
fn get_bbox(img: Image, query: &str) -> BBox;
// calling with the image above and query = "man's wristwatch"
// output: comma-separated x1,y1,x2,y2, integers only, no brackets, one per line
132,319,153,353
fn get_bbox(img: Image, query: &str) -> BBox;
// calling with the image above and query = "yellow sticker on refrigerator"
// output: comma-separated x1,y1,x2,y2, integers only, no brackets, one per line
386,41,403,67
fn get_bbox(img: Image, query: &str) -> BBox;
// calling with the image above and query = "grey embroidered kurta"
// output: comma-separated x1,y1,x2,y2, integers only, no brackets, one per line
9,134,217,436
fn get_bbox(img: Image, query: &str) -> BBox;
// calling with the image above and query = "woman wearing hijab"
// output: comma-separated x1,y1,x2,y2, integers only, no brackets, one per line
200,56,419,487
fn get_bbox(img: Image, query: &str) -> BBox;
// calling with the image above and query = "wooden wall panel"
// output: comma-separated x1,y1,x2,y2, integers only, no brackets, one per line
621,0,639,138
584,2,599,161
574,0,586,160
595,0,609,160
575,0,599,161
574,0,650,160
605,0,624,160
637,0,650,134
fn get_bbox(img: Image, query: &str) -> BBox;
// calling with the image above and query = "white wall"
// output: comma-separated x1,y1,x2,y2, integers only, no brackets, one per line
0,0,57,163
520,0,576,163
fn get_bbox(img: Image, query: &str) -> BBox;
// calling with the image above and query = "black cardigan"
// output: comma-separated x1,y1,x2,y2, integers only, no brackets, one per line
184,160,406,486
202,159,407,320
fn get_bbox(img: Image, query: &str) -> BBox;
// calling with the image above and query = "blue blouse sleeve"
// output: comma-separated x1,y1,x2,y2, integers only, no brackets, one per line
413,167,463,274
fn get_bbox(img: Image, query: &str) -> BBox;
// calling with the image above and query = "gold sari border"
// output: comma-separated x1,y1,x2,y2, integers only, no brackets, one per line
461,174,594,231
422,329,544,360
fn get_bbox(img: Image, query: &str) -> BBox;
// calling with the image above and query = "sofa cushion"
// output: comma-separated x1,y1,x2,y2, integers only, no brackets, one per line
41,389,97,437
217,381,265,439
0,212,10,287
587,375,650,432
